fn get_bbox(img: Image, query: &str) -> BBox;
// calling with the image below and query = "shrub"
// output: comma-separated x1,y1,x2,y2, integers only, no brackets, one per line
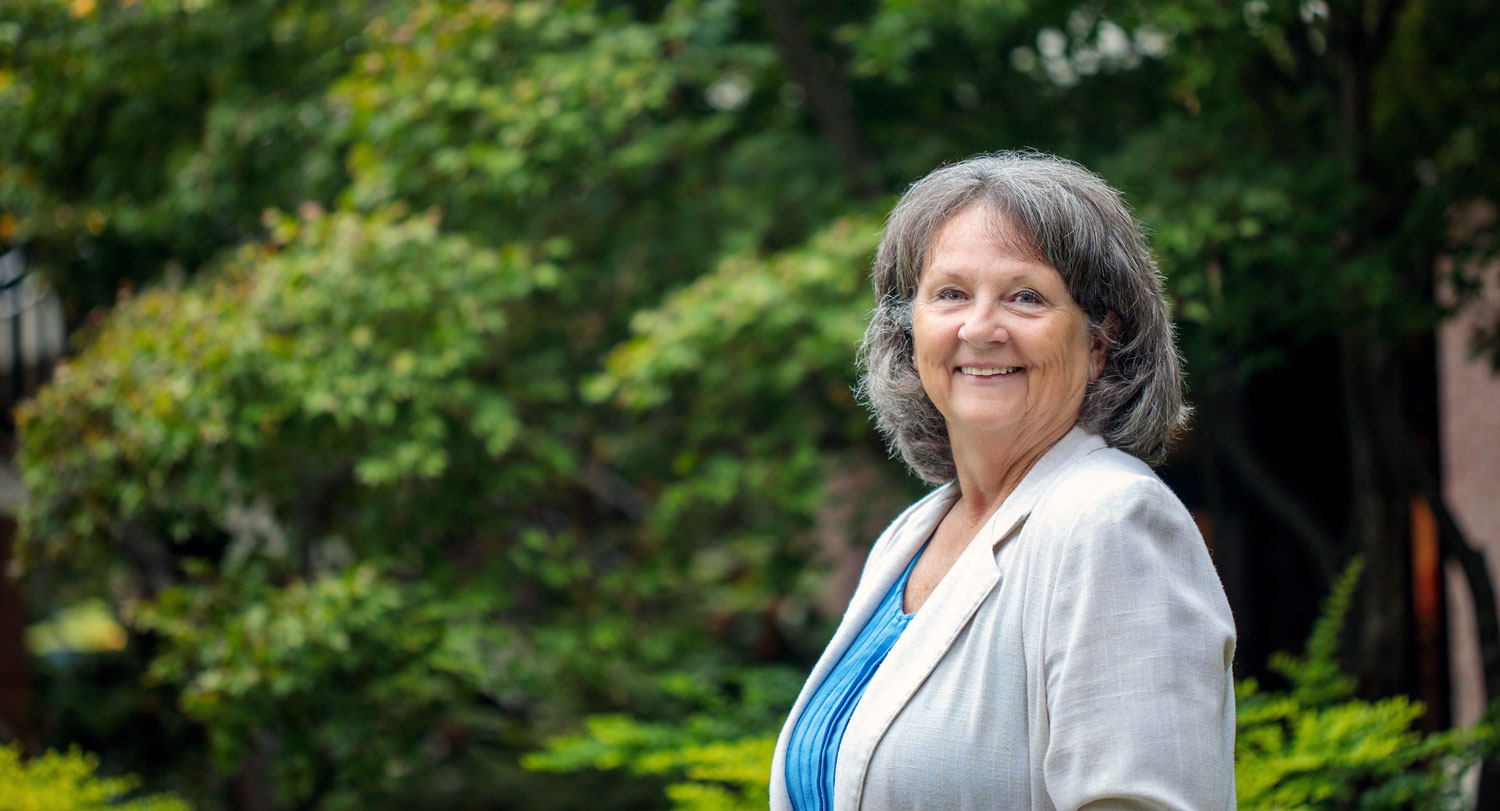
0,743,188,811
523,667,799,810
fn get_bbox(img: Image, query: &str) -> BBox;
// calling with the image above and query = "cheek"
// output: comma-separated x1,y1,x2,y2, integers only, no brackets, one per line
912,340,942,387
909,316,951,394
1045,323,1096,386
910,314,940,366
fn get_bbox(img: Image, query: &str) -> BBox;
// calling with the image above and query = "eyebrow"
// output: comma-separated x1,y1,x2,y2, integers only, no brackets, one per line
921,265,1055,287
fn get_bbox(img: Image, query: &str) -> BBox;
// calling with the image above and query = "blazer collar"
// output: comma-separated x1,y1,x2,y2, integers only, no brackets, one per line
832,425,1107,809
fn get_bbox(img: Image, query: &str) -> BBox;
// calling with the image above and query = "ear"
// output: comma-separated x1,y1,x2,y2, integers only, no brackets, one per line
1089,312,1120,381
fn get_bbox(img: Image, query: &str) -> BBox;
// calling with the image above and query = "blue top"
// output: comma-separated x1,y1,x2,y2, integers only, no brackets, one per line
784,543,927,811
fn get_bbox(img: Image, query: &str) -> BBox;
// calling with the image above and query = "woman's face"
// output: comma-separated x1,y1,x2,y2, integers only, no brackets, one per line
912,205,1104,451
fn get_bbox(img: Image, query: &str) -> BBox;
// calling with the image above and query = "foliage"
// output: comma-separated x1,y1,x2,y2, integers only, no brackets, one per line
0,743,188,811
545,727,774,811
15,206,565,808
0,0,369,314
17,205,545,590
335,0,820,249
587,212,902,625
524,666,799,811
135,565,488,808
326,0,880,638
26,600,127,657
1236,558,1493,810
14,126,879,806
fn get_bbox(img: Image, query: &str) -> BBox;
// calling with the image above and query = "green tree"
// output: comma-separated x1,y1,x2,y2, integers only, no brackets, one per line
0,0,368,316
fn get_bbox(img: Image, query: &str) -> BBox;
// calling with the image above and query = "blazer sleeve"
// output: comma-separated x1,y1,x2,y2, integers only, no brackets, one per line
1039,474,1237,810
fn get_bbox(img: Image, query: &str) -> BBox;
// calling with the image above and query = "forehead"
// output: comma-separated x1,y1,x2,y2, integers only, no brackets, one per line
922,205,1053,279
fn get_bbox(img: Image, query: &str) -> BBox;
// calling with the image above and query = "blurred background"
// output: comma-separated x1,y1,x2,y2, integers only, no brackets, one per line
1,0,1498,808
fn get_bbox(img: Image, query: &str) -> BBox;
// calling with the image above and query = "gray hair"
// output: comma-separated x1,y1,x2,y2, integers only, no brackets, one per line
857,151,1189,483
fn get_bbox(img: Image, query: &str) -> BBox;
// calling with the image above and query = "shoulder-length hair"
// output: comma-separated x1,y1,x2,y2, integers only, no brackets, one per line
858,151,1189,483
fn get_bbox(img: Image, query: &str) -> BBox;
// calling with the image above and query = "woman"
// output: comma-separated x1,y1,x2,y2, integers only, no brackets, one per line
770,152,1236,810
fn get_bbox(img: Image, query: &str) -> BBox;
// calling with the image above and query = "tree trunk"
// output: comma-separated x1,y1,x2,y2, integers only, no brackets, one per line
762,0,880,199
1339,330,1414,699
232,729,279,811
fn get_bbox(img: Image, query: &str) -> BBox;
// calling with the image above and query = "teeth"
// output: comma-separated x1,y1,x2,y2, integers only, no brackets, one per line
960,366,1020,376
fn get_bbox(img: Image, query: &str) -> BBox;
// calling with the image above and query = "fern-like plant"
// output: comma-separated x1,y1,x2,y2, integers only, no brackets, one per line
523,668,797,811
1236,558,1493,809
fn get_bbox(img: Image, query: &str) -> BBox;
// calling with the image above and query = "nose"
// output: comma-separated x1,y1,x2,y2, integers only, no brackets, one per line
957,301,1009,345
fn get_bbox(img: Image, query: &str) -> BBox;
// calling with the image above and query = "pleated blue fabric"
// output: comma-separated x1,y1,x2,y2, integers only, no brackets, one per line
784,542,927,811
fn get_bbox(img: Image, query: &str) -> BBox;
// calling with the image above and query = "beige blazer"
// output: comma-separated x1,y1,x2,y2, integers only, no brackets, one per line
770,427,1237,810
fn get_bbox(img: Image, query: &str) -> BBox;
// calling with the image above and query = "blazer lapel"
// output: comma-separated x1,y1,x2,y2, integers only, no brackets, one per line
832,427,1106,809
769,482,958,811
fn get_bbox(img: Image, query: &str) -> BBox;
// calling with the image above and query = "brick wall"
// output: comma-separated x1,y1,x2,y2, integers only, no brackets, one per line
1440,235,1500,727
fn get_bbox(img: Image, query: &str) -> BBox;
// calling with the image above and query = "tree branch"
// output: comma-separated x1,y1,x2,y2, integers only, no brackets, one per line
1201,385,1345,582
1206,419,1344,583
569,459,650,522
120,518,176,598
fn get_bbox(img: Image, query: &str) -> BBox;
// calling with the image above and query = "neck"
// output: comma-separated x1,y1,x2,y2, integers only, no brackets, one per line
947,420,1075,522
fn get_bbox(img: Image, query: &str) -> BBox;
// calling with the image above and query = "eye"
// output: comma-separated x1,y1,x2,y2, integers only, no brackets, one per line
1014,289,1044,305
936,287,966,301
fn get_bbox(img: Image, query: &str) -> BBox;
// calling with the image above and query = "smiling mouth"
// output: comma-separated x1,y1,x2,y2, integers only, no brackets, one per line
958,366,1021,376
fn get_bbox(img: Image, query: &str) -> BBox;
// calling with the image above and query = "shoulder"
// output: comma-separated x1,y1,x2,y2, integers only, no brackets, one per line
1029,446,1195,549
1019,445,1226,617
1025,448,1238,809
1038,444,1175,509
